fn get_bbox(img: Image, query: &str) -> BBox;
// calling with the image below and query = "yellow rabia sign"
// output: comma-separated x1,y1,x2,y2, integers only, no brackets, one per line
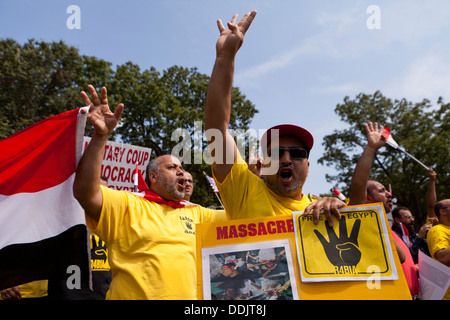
294,205,397,282
196,203,411,300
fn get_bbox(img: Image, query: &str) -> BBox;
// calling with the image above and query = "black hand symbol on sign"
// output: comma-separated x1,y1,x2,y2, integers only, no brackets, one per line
313,216,362,267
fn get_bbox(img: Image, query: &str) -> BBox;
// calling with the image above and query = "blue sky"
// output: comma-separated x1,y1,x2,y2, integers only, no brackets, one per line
2,0,450,195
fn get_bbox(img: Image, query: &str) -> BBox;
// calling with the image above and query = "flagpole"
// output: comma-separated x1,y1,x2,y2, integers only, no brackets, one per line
384,127,430,170
214,192,224,209
397,148,430,170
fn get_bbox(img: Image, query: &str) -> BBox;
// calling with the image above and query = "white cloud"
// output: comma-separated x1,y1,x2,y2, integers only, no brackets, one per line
236,1,450,85
311,47,450,103
310,82,366,95
235,34,329,84
384,49,450,102
379,0,450,46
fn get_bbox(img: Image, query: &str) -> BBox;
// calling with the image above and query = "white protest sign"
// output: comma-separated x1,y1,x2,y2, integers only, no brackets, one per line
83,137,152,191
418,250,450,300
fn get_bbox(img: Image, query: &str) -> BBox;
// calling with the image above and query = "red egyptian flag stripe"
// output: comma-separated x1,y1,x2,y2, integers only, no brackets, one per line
0,109,79,195
382,127,399,149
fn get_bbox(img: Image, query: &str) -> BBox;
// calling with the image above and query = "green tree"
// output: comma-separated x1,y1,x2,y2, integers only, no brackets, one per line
112,64,258,207
319,91,449,225
0,39,258,207
0,39,113,139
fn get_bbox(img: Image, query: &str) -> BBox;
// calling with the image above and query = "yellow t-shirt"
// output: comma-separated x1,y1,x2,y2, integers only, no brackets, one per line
0,280,48,300
19,280,48,299
427,224,450,300
213,152,313,219
85,186,227,300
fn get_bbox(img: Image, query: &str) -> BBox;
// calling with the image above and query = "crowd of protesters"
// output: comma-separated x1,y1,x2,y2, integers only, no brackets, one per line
1,9,448,300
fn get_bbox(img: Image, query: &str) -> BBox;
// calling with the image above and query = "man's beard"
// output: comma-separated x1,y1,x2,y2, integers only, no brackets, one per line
158,176,185,200
262,174,304,197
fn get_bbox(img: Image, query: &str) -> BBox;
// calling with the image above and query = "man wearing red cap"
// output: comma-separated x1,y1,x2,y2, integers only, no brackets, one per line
205,10,345,226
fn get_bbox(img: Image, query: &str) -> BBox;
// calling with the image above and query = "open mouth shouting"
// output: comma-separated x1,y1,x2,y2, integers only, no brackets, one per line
279,167,294,183
176,177,186,191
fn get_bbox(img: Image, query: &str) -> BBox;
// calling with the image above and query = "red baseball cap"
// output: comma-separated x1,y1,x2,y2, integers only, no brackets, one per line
261,124,314,152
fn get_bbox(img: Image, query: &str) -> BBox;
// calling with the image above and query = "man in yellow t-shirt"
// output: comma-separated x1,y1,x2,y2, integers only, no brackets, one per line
86,181,226,299
205,10,345,225
74,85,227,299
427,199,450,300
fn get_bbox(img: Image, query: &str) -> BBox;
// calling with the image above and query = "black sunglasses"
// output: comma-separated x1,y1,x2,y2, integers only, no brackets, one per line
267,147,309,159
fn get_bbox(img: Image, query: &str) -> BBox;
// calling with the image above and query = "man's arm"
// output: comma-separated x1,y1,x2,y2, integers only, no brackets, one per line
346,125,409,262
205,10,257,183
426,169,438,219
434,248,450,266
73,85,123,221
348,122,386,205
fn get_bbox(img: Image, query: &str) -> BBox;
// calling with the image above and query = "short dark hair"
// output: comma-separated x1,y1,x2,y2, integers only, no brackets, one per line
392,206,409,220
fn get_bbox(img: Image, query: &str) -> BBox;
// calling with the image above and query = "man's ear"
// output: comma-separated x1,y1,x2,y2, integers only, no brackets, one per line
149,172,158,184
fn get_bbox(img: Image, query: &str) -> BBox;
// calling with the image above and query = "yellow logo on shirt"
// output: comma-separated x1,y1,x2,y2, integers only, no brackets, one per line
180,216,195,235
90,235,111,271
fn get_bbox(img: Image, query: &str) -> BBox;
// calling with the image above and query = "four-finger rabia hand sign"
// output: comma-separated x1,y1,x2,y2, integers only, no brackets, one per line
314,216,362,268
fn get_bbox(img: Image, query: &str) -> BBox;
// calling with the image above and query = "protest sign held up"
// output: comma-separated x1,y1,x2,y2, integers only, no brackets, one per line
83,137,152,191
196,204,411,300
294,204,398,282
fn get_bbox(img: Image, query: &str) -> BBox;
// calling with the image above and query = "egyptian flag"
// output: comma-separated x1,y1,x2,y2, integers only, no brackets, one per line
382,127,399,149
383,126,429,170
133,163,148,193
202,171,224,208
203,172,219,193
0,107,91,297
332,188,347,202
399,223,412,248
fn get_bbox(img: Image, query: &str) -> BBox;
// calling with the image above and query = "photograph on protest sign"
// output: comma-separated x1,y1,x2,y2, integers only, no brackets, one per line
294,203,398,282
201,240,299,300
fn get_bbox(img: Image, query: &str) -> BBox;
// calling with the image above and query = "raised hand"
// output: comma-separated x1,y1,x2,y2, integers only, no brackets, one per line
74,85,124,221
365,122,386,151
80,85,124,137
427,168,437,182
215,10,257,58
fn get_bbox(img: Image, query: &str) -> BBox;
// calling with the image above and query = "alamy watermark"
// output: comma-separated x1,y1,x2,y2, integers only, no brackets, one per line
64,263,382,290
170,122,281,175
66,265,81,289
366,265,381,289
366,5,381,30
65,5,381,32
66,5,81,30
